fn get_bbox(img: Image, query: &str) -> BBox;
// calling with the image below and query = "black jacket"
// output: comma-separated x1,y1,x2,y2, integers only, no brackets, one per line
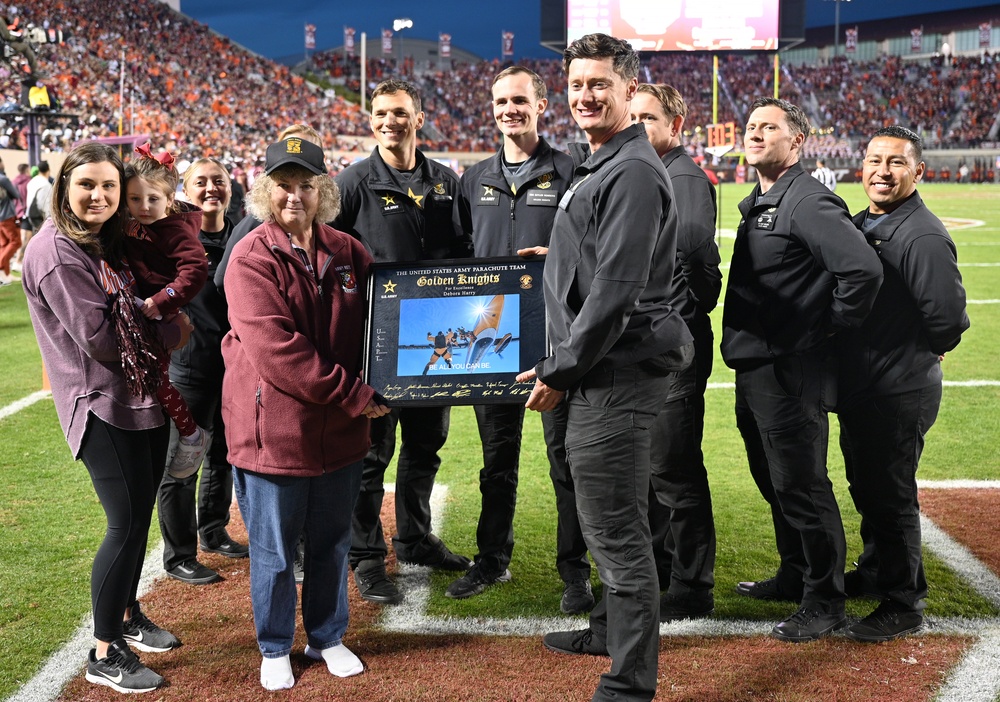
536,124,692,391
721,162,883,370
458,137,574,257
333,147,470,263
838,191,969,406
170,218,233,385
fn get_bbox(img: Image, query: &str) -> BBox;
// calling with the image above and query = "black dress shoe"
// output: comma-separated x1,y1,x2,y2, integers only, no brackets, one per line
397,534,473,571
354,559,403,604
166,560,221,585
847,600,923,642
735,576,802,602
771,606,846,642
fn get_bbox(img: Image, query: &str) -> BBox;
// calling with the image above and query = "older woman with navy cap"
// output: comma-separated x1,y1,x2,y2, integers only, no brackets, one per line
222,137,389,690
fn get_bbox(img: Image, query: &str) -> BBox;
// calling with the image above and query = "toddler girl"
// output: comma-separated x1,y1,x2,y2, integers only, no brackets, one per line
124,143,209,478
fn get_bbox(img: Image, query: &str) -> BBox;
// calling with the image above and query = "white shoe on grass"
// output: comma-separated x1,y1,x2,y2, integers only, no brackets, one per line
260,654,295,690
305,643,364,677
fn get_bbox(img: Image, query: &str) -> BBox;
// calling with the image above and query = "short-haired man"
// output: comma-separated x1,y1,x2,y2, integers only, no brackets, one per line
630,83,722,622
451,66,575,600
722,97,882,642
334,79,473,605
517,34,693,701
839,126,969,642
812,158,837,191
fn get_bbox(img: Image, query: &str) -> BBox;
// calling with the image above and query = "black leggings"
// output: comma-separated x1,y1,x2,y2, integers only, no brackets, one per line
78,415,168,642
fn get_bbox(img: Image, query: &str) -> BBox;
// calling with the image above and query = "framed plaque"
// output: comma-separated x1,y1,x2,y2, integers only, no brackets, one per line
364,257,547,406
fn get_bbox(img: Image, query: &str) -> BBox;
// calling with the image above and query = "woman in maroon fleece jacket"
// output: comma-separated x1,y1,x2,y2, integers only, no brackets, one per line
222,138,389,691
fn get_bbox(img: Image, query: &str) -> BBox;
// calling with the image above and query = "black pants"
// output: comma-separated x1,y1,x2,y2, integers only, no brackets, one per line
543,401,591,584
157,377,232,571
472,403,524,574
350,406,450,567
734,350,845,613
648,361,715,597
79,415,168,642
567,363,671,702
839,384,941,610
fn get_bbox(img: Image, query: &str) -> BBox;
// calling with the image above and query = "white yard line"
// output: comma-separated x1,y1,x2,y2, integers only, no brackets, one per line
0,391,51,421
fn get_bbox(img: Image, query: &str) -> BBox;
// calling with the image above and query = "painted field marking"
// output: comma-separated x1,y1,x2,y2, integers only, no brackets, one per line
0,391,51,422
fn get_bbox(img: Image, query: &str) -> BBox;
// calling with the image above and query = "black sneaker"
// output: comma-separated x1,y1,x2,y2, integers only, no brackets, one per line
86,639,164,693
543,628,609,656
354,559,403,604
560,580,596,615
122,602,182,653
200,530,249,559
735,576,803,602
445,565,511,599
659,592,714,623
398,534,473,571
847,600,923,642
771,606,846,643
165,559,221,586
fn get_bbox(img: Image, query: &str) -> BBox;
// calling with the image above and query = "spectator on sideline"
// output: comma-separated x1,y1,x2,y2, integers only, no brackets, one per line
0,157,23,286
630,83,722,622
223,138,389,690
722,97,882,642
157,157,248,587
22,143,191,693
25,161,53,248
812,159,837,191
517,34,693,701
839,126,969,642
334,79,473,606
12,162,30,270
451,66,575,602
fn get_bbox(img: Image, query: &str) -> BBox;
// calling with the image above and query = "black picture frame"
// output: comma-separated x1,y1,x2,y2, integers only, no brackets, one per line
364,256,547,406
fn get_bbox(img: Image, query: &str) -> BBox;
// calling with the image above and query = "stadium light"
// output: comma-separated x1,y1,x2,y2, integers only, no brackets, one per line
393,18,413,75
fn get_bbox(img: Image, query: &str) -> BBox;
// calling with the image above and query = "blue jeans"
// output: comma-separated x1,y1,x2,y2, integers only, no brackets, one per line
233,462,363,658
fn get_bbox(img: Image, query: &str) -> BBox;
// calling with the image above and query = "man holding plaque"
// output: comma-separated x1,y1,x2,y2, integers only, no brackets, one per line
334,79,473,605
517,34,693,702
450,66,575,601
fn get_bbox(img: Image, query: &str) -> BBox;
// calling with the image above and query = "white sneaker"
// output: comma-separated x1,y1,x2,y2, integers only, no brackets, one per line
167,427,209,479
10,261,21,272
260,655,294,690
305,644,364,677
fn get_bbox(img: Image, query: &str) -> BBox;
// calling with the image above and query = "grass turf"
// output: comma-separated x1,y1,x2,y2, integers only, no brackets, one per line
0,180,998,699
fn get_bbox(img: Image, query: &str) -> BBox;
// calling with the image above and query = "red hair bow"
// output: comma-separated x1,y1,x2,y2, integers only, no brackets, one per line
134,142,176,169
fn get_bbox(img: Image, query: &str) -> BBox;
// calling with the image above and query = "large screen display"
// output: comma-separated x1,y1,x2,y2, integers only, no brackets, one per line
567,0,780,52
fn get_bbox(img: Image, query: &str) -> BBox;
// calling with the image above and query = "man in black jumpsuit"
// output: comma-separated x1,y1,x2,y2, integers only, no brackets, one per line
518,34,693,701
630,83,722,622
450,67,575,600
722,97,882,642
334,80,472,605
839,126,969,642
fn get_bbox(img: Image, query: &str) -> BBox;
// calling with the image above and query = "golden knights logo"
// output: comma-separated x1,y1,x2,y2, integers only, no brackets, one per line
519,274,533,290
536,173,553,190
285,138,303,154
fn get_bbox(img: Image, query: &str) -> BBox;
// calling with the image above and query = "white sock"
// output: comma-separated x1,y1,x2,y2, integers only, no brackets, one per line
181,427,201,445
305,644,364,678
260,655,294,690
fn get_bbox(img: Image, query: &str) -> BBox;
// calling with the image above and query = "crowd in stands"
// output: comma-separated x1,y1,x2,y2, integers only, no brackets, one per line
2,0,999,168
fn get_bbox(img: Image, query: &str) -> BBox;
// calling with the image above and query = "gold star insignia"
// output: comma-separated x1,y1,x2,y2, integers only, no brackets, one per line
407,187,424,208
383,280,397,294
381,195,395,206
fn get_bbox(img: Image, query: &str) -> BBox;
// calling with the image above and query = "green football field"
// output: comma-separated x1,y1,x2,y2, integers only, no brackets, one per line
0,181,997,699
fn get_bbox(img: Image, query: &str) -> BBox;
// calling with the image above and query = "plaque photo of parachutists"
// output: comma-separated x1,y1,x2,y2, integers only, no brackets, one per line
364,257,547,406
